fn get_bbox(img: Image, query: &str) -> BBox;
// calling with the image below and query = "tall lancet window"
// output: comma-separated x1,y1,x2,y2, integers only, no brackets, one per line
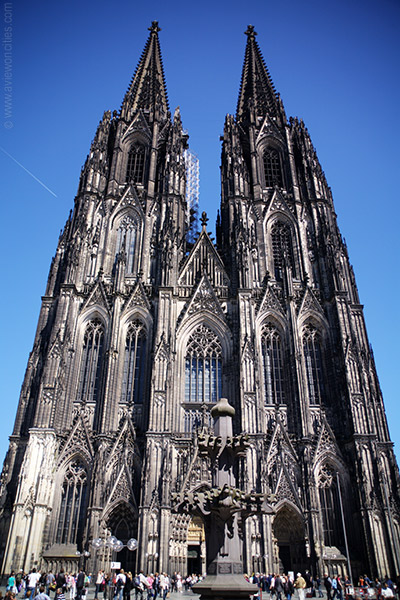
78,319,104,403
318,465,344,548
303,325,324,404
185,325,222,403
126,143,146,184
121,320,147,404
261,323,285,404
271,220,296,279
56,461,88,547
263,148,283,187
116,216,138,275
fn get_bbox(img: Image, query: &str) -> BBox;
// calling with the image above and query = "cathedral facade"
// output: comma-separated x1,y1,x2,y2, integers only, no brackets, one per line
1,22,399,580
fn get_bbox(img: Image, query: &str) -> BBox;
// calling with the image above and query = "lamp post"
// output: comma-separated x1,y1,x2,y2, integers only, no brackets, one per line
75,550,91,571
90,536,138,573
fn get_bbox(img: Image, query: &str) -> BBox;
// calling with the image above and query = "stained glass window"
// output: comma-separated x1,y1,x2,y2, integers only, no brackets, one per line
271,221,296,279
303,325,324,404
184,325,222,403
116,216,138,275
261,323,285,404
78,319,104,403
121,321,147,404
126,144,146,184
263,148,283,187
56,461,88,546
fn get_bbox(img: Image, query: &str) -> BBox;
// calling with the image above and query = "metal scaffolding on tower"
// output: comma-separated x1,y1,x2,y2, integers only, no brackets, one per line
184,148,199,244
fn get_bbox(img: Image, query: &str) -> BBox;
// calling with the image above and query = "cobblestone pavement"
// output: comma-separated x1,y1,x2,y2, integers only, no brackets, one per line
0,588,335,600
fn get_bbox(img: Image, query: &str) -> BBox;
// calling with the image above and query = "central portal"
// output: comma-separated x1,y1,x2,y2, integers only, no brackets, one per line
187,517,205,576
273,505,308,574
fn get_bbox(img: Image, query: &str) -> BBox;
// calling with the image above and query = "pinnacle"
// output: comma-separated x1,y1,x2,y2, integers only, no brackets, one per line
236,25,280,124
120,21,169,121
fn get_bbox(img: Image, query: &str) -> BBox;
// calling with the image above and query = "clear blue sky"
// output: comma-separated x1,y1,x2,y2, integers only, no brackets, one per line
1,0,399,465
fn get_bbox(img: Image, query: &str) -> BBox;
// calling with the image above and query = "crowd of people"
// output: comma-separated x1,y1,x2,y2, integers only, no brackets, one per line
245,572,400,600
3,568,203,600
3,568,400,600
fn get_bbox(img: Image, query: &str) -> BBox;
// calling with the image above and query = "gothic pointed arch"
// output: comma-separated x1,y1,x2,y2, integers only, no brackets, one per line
298,287,326,320
272,502,307,574
262,146,284,188
177,274,227,329
256,285,286,321
122,281,151,315
80,281,111,316
315,461,345,550
53,456,90,550
110,185,145,220
76,317,105,407
121,110,152,144
120,319,148,405
184,325,223,405
178,229,229,289
259,320,286,406
57,414,94,468
301,322,326,405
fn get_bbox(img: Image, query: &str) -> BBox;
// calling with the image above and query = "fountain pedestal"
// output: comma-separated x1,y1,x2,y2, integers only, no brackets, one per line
174,398,271,600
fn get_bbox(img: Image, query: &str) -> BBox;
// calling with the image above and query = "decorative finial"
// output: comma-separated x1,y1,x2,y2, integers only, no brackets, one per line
245,24,257,38
200,211,208,228
149,21,161,34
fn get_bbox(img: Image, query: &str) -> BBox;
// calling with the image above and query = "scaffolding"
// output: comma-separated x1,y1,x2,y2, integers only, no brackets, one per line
184,148,199,244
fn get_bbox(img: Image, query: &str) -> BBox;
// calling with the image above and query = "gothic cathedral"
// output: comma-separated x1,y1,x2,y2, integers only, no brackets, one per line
1,22,399,580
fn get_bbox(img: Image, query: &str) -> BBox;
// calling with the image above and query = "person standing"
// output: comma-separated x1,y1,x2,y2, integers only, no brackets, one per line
324,574,332,600
33,586,51,600
95,571,104,600
123,573,133,600
114,570,126,600
27,570,41,598
55,571,66,595
76,570,85,600
294,573,307,600
159,574,170,600
45,573,55,597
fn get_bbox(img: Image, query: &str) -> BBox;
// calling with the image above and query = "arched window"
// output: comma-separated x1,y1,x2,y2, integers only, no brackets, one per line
271,221,296,279
263,148,283,187
56,461,88,547
318,465,344,548
126,143,146,184
121,320,147,404
116,216,138,275
78,319,104,403
184,325,222,403
261,323,285,404
303,325,324,404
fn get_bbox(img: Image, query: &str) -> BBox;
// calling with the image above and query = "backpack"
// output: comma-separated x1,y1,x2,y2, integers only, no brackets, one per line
134,577,140,589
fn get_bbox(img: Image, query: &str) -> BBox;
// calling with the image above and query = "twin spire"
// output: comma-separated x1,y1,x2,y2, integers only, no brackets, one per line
120,21,169,121
236,25,280,123
121,22,279,124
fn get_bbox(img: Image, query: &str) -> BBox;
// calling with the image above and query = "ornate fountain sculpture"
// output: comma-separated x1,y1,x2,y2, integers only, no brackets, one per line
173,398,273,600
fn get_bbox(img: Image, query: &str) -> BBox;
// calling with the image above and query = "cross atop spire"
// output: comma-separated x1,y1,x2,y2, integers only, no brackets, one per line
149,20,161,34
120,21,169,122
236,25,279,124
244,24,257,39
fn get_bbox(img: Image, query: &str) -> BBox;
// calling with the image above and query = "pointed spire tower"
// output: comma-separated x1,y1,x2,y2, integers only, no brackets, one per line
236,25,284,126
120,20,169,123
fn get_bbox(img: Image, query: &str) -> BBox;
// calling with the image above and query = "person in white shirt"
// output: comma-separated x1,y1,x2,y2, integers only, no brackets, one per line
114,570,126,600
27,569,41,597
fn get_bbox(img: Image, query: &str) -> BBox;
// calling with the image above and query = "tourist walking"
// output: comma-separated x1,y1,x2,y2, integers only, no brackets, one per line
294,573,307,600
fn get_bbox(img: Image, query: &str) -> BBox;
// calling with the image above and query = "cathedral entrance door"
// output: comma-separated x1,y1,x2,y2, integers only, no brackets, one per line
187,517,205,576
273,505,308,574
187,545,201,575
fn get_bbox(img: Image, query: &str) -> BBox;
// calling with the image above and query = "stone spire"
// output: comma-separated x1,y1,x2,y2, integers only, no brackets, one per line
120,20,169,122
236,25,280,123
